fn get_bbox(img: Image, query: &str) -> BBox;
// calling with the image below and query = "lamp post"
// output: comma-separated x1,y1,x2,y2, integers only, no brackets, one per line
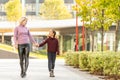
75,5,79,51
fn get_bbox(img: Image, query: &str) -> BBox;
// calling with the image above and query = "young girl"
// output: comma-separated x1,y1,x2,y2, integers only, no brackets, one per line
14,17,38,78
38,29,59,77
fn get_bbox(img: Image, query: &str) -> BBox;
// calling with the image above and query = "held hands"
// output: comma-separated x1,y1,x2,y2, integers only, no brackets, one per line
34,43,39,47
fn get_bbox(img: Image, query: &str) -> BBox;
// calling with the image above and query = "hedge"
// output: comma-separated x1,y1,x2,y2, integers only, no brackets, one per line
64,52,79,67
64,51,120,78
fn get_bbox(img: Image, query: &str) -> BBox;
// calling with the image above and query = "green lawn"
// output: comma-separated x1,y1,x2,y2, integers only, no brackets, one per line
0,43,63,59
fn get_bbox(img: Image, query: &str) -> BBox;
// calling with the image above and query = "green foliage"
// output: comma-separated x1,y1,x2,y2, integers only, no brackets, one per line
33,49,47,56
64,52,73,66
74,0,119,51
88,53,104,74
65,51,120,78
64,52,79,67
108,0,120,21
103,53,120,76
5,0,23,21
40,0,72,20
79,52,89,70
71,52,79,67
74,0,114,31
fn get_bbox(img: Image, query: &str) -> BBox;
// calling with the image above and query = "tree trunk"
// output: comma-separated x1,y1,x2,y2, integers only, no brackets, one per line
84,28,87,51
85,28,90,51
101,27,104,51
92,31,94,52
115,6,120,52
90,31,94,52
101,9,104,52
115,21,119,52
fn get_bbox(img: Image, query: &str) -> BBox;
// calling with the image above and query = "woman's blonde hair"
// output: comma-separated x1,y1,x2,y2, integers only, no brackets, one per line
19,17,28,25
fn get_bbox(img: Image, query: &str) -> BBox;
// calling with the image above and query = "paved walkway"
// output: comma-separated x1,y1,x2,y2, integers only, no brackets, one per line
0,49,34,59
0,49,103,80
0,49,18,59
0,59,104,80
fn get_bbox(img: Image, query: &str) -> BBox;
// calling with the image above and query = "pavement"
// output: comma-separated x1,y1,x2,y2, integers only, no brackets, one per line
0,49,35,59
0,49,104,80
0,49,19,59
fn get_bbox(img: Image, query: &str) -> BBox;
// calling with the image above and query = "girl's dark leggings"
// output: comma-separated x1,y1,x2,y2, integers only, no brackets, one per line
18,43,30,73
47,52,56,72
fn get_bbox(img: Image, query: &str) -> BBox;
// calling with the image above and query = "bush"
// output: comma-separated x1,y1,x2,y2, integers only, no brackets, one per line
64,52,73,66
71,52,79,68
79,52,90,70
64,51,120,78
64,52,79,67
88,53,104,75
103,53,120,76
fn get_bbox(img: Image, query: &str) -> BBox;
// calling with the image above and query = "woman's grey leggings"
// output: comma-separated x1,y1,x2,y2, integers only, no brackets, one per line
18,44,30,74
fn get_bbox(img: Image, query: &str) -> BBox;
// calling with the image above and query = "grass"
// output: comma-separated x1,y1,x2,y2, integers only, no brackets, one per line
30,50,47,59
0,43,64,59
0,43,14,52
32,50,64,59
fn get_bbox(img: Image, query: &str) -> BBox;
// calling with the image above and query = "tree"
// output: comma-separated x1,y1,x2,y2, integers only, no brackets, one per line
73,0,94,51
75,0,113,52
5,0,23,21
40,0,72,20
91,0,113,51
108,0,120,52
74,0,98,52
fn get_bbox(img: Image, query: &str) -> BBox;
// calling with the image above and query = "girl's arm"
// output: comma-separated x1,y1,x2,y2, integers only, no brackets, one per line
39,39,48,47
56,39,59,55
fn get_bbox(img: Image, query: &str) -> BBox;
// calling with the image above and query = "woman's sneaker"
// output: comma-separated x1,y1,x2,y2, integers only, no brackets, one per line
50,70,55,77
21,72,26,78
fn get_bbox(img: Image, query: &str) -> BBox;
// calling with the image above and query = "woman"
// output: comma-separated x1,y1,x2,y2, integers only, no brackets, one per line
38,29,59,77
14,17,37,78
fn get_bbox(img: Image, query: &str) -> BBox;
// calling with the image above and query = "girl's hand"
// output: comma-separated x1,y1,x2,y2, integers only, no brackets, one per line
34,43,39,47
56,51,59,55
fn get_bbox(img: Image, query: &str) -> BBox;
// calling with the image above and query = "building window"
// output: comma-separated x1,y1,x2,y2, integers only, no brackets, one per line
0,4,5,12
65,3,75,18
65,4,72,11
0,16,6,21
25,3,36,12
64,0,74,3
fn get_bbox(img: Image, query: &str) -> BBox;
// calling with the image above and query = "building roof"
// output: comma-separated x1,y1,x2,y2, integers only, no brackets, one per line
0,18,116,35
0,19,82,29
0,18,83,35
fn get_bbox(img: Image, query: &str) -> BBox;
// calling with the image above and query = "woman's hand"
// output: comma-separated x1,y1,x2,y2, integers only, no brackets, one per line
34,43,39,47
14,45,18,49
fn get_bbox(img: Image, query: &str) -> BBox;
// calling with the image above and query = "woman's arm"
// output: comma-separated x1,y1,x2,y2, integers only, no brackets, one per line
14,27,18,45
13,27,18,48
28,30,36,44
